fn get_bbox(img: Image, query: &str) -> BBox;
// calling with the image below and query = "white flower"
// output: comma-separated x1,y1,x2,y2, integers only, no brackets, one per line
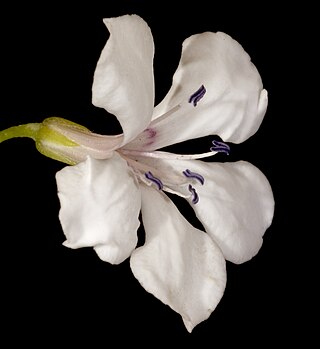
0,14,274,332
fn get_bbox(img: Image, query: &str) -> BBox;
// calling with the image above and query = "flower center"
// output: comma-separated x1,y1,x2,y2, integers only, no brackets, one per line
118,137,229,204
117,84,231,204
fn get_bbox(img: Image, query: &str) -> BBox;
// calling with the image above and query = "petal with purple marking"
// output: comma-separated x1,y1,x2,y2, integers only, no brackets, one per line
130,185,226,332
92,15,155,146
130,156,274,264
189,160,274,263
56,153,141,264
127,32,267,151
190,160,274,263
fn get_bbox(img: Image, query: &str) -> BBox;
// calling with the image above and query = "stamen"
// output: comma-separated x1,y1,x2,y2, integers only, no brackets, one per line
145,171,163,190
151,104,181,123
210,140,230,155
188,184,199,204
183,169,204,185
120,149,216,160
162,186,190,198
188,85,206,106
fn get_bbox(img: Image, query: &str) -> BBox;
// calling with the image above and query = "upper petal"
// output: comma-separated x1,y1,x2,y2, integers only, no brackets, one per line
130,185,226,332
92,15,155,145
56,153,141,264
127,32,267,151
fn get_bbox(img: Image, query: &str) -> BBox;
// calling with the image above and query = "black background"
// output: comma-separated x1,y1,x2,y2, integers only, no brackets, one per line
0,1,308,346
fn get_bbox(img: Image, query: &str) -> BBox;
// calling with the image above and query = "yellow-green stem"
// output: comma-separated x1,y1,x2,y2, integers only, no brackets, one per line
0,123,41,143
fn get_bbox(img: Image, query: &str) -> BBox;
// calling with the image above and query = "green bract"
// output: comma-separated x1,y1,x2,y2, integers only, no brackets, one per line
0,117,90,164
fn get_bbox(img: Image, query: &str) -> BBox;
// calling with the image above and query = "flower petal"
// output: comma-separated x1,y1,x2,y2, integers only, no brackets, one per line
130,185,226,332
127,32,267,151
56,153,141,264
190,161,274,264
92,15,155,145
129,156,274,264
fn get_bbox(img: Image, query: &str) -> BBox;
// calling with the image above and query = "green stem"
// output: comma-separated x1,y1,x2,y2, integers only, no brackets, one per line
0,123,41,143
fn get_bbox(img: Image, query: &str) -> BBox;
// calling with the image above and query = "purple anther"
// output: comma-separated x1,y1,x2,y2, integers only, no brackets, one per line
210,140,230,155
182,169,205,185
188,85,206,106
145,171,163,190
188,184,199,204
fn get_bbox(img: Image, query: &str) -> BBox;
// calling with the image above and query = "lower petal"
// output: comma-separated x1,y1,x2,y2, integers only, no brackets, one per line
190,161,274,264
130,185,226,332
129,156,274,264
153,158,274,264
56,152,141,264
